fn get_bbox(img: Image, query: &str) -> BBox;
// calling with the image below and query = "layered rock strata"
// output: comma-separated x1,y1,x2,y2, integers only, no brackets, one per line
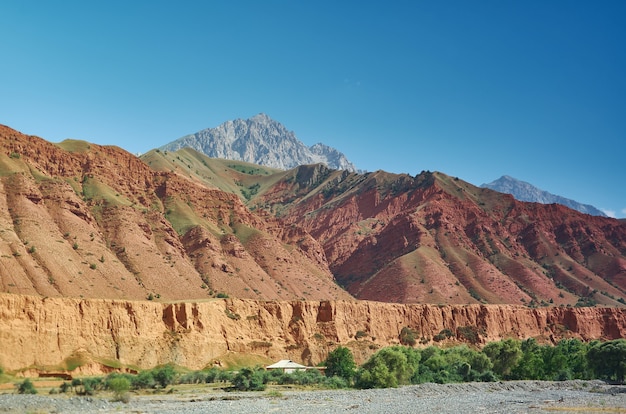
1,293,624,372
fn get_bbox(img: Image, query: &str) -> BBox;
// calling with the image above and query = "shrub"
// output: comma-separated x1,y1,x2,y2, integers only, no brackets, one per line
433,328,454,342
132,370,156,389
284,369,324,386
107,376,131,403
179,371,209,384
76,377,103,395
152,365,176,388
457,326,480,344
324,375,350,389
16,378,37,394
203,367,224,383
231,367,266,391
478,370,498,382
399,327,417,346
59,381,72,393
225,308,241,320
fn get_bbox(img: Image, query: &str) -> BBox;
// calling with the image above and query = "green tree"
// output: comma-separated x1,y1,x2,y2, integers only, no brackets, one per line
554,338,589,380
355,347,414,388
587,339,626,384
325,346,356,381
510,338,545,380
482,338,522,379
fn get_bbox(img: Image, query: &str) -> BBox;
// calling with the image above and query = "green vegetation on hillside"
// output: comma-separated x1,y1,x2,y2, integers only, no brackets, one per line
56,139,92,153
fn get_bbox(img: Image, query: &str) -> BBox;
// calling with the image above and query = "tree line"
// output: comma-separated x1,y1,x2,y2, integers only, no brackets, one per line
329,338,626,388
13,338,626,397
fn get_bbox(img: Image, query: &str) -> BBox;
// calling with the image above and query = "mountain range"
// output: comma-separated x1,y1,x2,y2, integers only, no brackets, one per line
160,113,357,172
1,122,625,375
165,115,606,218
482,175,607,217
1,123,624,308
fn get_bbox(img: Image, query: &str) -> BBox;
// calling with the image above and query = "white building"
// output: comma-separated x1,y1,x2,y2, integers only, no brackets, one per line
265,359,307,374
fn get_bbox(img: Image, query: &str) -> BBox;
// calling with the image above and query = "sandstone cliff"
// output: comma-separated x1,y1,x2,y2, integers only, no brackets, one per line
1,293,625,373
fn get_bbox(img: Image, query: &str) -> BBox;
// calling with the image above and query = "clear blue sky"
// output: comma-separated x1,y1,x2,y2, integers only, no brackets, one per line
2,1,625,217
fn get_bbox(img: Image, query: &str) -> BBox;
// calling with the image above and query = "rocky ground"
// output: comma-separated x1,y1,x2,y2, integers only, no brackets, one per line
0,380,625,413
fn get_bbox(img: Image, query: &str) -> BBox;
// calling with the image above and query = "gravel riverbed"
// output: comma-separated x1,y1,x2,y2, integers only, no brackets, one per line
1,380,625,413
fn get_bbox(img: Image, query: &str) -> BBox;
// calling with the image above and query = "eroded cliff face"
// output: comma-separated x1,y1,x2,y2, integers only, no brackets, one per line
1,293,625,373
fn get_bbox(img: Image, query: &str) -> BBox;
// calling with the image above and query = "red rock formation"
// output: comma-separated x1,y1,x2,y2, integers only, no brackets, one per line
1,124,625,308
0,293,624,372
256,166,626,306
0,125,350,302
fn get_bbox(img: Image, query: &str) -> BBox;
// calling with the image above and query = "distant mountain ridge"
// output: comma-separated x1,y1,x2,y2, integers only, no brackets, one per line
481,175,607,217
1,123,625,309
160,113,357,172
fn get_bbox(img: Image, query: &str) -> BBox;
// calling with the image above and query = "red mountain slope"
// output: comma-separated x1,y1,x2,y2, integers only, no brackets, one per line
252,164,626,306
0,125,351,301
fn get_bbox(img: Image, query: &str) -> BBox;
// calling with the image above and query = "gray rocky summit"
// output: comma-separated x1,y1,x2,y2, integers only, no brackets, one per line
160,113,357,172
481,175,607,217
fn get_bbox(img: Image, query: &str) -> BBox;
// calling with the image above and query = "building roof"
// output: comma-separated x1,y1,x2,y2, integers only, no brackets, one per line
266,359,307,369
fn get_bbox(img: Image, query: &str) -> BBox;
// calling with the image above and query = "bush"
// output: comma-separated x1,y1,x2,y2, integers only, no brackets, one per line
399,327,417,346
324,375,350,389
179,371,208,384
74,377,103,395
107,376,130,403
132,370,156,389
231,367,266,391
16,378,37,394
478,370,498,382
285,369,324,386
59,381,72,393
203,367,231,383
151,365,176,388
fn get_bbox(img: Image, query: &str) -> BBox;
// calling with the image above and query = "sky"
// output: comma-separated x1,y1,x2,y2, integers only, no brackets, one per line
1,1,625,218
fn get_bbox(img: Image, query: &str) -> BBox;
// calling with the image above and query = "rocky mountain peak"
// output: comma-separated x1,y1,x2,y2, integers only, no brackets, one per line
160,114,358,172
481,175,607,217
